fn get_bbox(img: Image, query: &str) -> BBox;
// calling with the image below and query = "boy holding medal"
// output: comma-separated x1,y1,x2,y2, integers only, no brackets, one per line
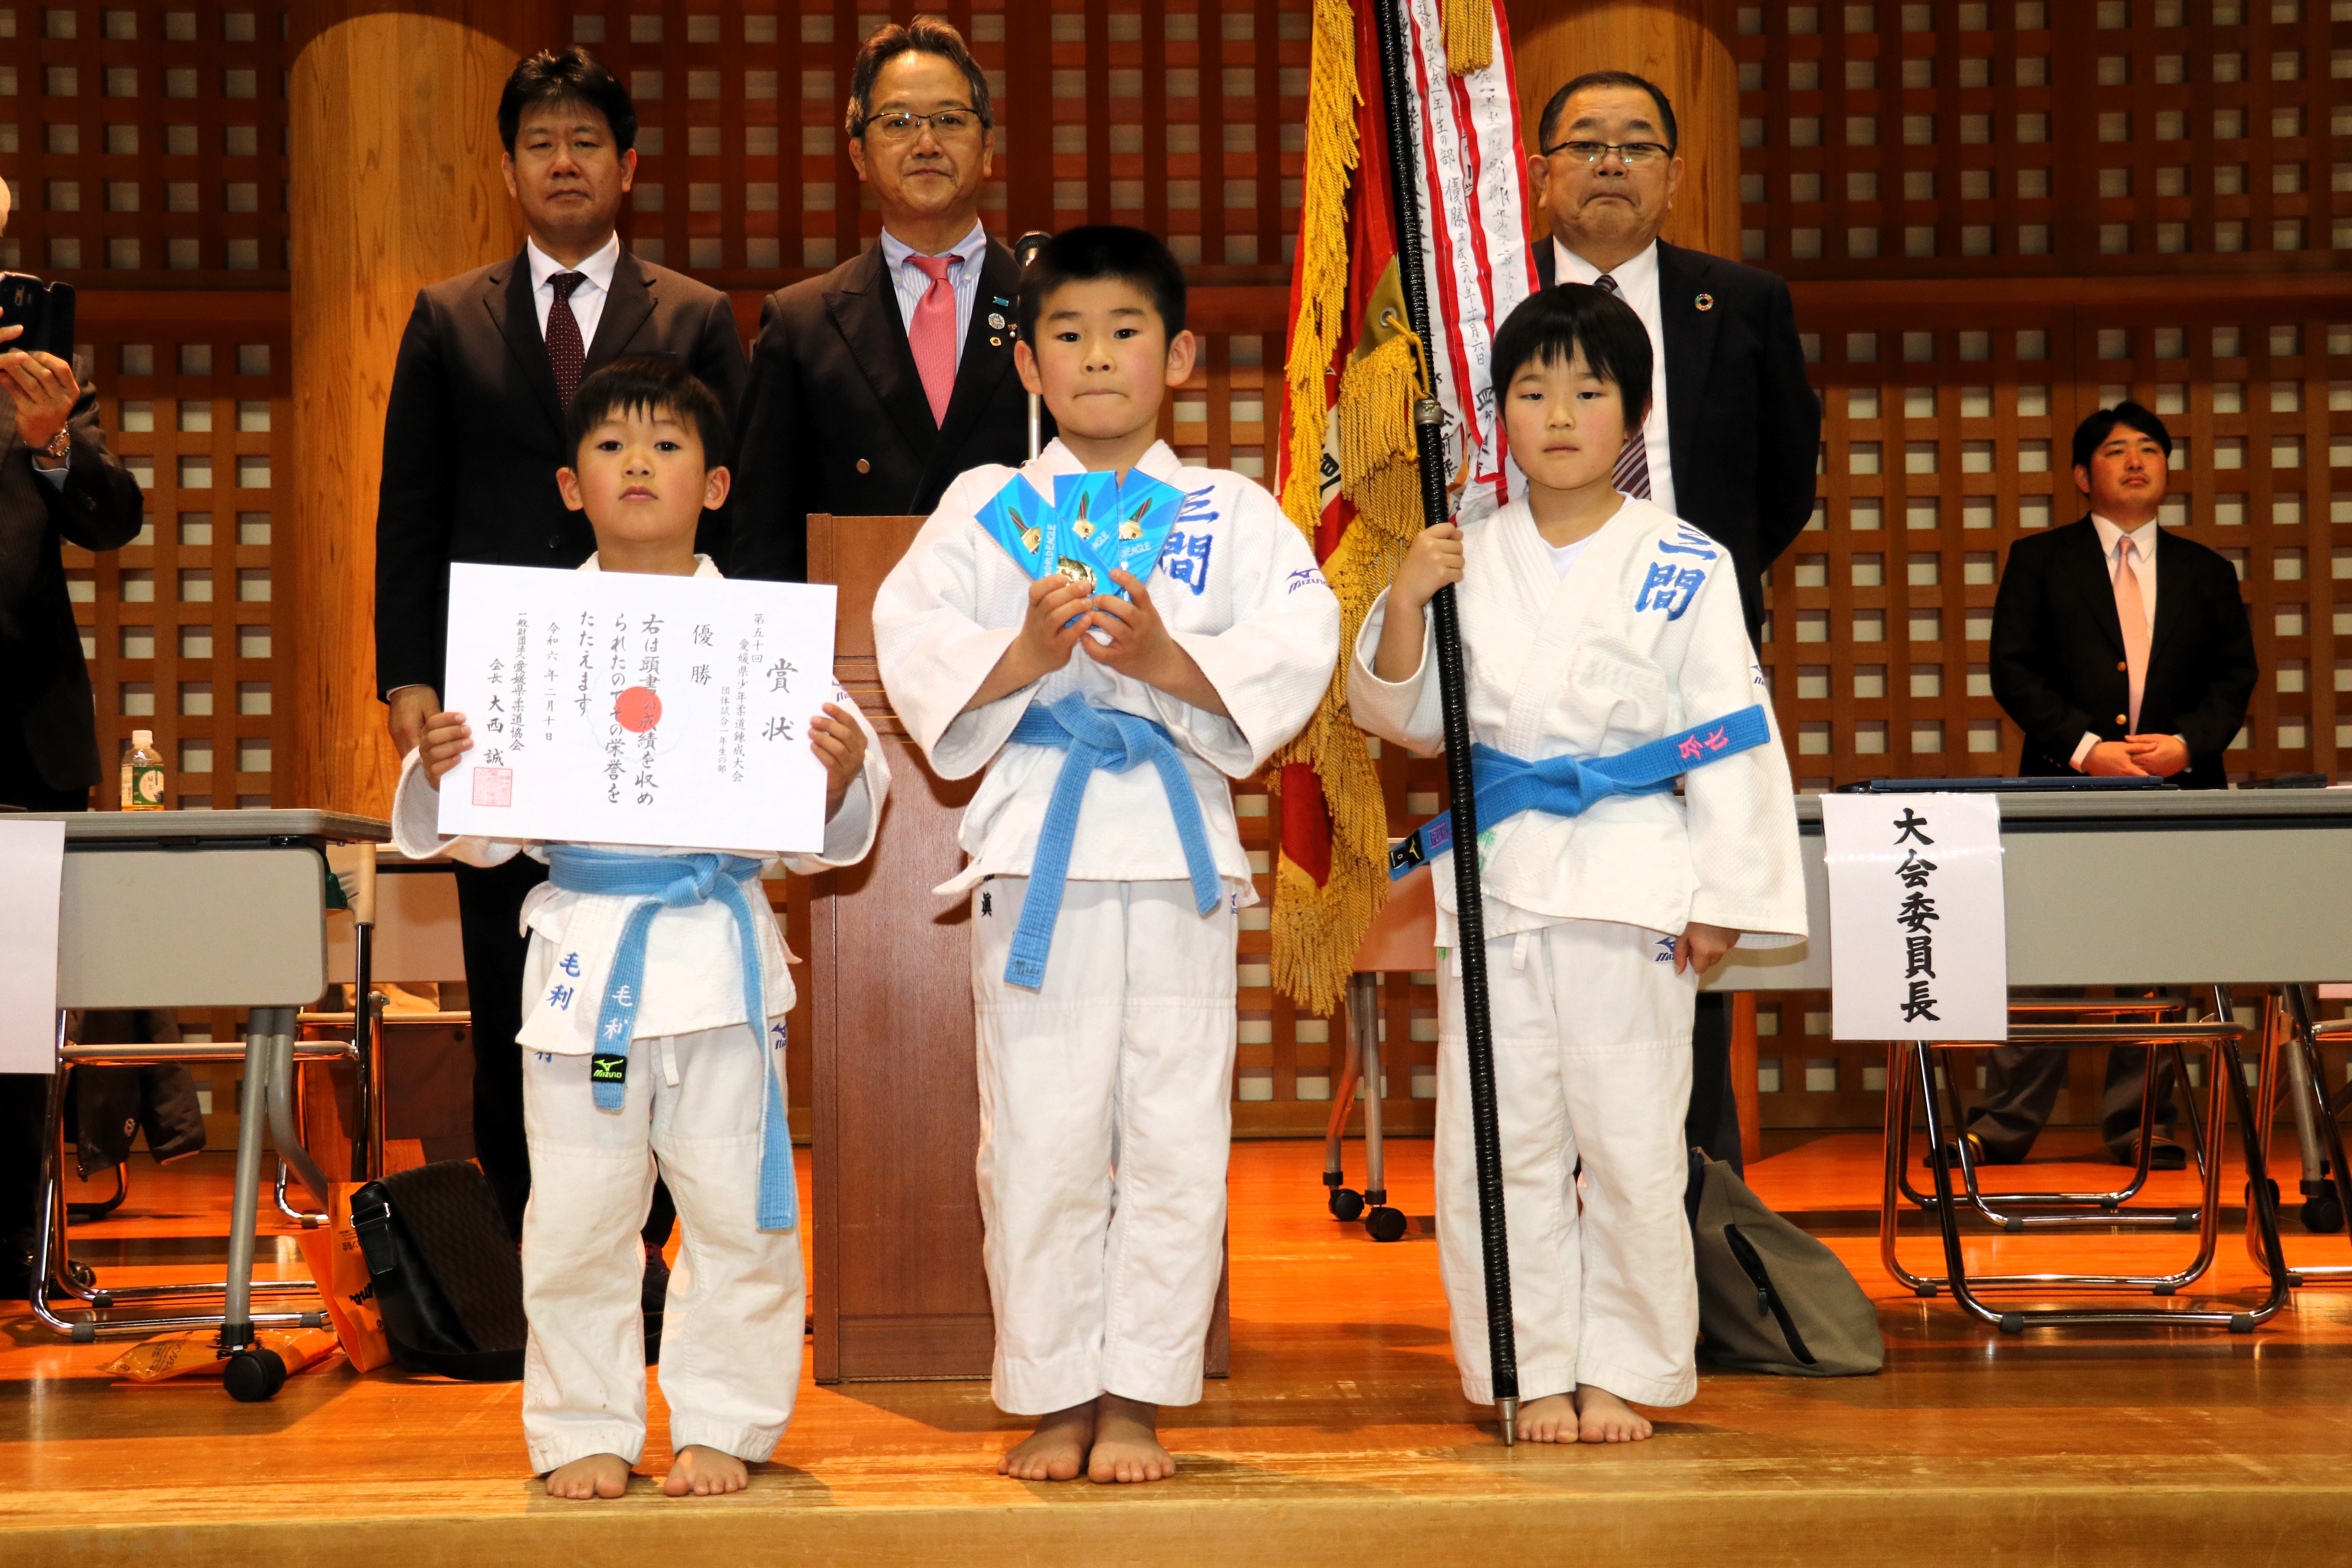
874,227,1339,1483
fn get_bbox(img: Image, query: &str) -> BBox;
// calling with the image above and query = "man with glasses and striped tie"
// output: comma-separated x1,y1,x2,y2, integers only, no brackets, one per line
1528,70,1820,1175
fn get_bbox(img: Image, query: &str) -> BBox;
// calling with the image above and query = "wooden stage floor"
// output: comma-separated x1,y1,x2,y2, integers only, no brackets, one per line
9,1131,2352,1565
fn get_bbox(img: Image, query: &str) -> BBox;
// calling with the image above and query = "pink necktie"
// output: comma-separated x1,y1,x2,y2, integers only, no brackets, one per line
2113,535,2151,733
906,254,958,426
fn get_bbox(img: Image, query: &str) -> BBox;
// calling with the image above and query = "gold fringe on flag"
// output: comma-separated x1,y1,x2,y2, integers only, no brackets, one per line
1277,0,1361,537
1441,0,1494,76
1265,0,1379,1020
1267,280,1427,1019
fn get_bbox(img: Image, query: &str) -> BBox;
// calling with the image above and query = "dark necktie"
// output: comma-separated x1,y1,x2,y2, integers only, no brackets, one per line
548,271,587,407
1594,274,1654,500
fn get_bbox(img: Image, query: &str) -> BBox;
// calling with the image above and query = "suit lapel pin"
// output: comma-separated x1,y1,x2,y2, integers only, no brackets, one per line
992,295,1010,306
988,312,1006,329
1694,293,1715,312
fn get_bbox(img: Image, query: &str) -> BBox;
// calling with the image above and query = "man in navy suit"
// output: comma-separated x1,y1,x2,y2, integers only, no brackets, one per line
1961,404,2256,1167
1528,71,1820,1170
374,48,746,1269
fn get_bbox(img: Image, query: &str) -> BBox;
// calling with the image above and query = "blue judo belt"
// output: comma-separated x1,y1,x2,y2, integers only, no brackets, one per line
545,845,797,1231
1002,692,1221,989
1387,705,1773,879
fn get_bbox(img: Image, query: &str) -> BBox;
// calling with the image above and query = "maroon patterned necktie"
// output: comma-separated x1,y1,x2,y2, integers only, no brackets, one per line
1595,274,1653,499
548,272,587,407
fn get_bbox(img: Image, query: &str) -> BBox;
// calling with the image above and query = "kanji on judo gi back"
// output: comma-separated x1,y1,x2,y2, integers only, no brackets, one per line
436,562,840,853
1821,793,2009,1044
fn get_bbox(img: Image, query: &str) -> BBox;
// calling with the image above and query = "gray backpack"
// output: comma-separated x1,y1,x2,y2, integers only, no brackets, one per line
1689,1153,1884,1377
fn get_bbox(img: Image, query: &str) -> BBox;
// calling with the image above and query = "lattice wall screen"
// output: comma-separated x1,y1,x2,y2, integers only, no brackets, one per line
12,0,2348,1128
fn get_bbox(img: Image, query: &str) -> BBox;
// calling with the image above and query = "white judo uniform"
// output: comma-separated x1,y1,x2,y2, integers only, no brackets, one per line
1350,497,1805,1409
389,553,891,1474
875,438,1339,1414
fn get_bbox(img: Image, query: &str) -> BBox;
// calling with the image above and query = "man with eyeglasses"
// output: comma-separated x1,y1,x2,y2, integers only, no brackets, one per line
1528,71,1819,1174
731,18,1031,584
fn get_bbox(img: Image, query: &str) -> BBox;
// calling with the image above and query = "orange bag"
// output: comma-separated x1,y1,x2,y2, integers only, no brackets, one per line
295,1182,394,1372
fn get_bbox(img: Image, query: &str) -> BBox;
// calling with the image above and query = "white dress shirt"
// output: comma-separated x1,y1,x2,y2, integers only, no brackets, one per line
525,232,622,351
2071,512,2179,768
1552,237,1677,519
879,220,989,370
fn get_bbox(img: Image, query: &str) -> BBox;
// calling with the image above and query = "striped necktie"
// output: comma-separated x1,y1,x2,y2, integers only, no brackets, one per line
1594,274,1653,500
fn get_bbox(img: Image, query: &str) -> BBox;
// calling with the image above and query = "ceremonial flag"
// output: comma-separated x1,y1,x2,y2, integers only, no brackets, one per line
1267,0,1537,1015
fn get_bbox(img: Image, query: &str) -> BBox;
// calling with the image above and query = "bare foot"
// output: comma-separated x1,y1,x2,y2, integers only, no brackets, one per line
544,1453,632,1499
999,1400,1095,1481
1514,1391,1578,1444
662,1444,750,1497
1574,1385,1654,1444
1088,1393,1176,1484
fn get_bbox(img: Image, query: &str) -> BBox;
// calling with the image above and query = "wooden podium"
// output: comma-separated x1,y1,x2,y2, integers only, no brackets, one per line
805,515,1228,1383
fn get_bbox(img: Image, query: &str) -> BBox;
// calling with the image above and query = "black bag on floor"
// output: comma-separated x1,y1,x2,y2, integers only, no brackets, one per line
1688,1151,1884,1377
350,1161,531,1382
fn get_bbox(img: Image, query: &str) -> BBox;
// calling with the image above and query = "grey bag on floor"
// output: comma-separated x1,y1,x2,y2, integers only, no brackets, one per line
1690,1152,1884,1377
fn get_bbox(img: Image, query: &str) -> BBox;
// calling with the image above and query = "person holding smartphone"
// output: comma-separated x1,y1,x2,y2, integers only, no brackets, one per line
0,171,149,1299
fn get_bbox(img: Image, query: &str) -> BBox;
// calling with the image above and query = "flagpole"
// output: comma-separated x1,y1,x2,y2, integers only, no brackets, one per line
1369,0,1519,1445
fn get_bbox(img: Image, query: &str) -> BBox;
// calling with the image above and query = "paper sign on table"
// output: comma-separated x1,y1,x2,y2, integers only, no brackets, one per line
1821,793,2008,1043
437,564,839,853
0,818,65,1073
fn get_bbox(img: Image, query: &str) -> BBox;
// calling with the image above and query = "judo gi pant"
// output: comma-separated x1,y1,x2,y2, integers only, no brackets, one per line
970,877,1236,1416
519,1023,802,1473
1436,918,1698,1409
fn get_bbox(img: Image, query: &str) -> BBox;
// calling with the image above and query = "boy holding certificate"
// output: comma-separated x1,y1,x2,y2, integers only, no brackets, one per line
390,358,890,1500
874,228,1339,1483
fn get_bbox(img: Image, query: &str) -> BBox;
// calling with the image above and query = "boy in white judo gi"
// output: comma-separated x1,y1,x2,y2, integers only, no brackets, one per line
390,357,889,1499
873,227,1339,1483
1354,286,1806,1445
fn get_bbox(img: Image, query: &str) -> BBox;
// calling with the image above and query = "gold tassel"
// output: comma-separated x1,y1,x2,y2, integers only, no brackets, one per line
1266,0,1375,1019
1442,0,1494,76
1277,0,1362,541
1265,280,1430,1018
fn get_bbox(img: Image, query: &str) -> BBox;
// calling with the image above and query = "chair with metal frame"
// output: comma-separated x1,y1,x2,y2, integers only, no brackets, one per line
1881,985,2293,1332
1321,860,1437,1245
2242,985,2352,1284
1895,999,2209,1235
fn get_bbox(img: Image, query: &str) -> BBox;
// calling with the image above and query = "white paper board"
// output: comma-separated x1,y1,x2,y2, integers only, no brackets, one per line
0,819,66,1073
437,564,839,853
1822,793,2008,1042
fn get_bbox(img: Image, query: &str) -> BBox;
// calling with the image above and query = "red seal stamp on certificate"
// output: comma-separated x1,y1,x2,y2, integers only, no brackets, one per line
615,685,663,733
471,766,514,807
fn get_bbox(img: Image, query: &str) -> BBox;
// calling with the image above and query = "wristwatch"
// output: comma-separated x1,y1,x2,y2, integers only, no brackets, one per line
40,428,70,462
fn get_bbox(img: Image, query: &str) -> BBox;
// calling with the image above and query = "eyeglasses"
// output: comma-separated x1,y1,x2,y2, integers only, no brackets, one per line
862,108,986,143
1542,140,1672,167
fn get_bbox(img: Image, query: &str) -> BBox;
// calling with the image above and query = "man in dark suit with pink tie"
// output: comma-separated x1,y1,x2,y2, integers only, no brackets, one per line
730,18,1033,586
1961,403,2257,1168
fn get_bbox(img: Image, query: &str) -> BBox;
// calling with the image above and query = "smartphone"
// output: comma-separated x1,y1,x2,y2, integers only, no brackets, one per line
0,274,77,362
